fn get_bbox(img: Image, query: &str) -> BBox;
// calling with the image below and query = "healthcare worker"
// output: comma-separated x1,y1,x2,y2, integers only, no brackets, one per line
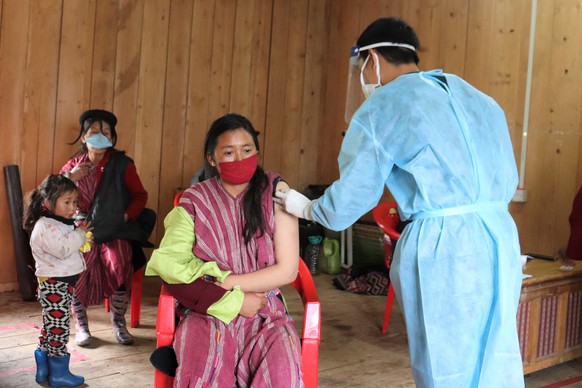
275,17,524,387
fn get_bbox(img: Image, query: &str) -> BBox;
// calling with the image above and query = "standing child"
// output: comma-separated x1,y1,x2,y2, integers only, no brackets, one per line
23,174,92,388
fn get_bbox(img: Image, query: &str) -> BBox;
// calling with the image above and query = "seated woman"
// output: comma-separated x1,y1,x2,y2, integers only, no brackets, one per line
146,113,302,387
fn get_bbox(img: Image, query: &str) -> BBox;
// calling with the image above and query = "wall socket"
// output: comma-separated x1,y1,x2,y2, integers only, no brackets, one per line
512,189,528,203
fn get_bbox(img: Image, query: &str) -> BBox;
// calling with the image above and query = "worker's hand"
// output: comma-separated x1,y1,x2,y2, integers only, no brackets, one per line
274,188,314,220
239,292,267,317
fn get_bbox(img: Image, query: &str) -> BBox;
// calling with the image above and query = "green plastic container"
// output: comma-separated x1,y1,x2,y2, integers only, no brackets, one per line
318,237,341,275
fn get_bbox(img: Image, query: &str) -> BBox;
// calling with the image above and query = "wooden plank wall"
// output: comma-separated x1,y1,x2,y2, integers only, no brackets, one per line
1,0,581,291
514,0,582,258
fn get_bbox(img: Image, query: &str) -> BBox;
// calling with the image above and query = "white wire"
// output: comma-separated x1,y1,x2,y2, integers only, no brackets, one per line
519,0,538,189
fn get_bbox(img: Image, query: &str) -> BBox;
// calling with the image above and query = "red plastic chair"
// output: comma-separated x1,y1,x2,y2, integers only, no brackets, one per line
173,191,183,207
104,267,144,328
372,201,401,334
289,258,321,386
154,258,321,387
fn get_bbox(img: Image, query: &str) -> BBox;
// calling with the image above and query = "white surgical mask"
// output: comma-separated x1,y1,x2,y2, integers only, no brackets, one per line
360,52,382,98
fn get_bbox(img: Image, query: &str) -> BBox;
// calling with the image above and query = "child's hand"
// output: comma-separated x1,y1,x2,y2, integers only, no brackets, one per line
77,220,93,233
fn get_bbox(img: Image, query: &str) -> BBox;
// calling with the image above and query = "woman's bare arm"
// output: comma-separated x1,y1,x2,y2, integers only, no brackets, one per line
220,180,300,292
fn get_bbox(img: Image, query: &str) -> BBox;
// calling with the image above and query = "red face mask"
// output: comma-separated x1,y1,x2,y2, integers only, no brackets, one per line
217,154,258,185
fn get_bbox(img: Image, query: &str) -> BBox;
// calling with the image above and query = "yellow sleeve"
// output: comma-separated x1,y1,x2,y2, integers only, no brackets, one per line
145,207,230,284
146,206,244,324
206,286,245,324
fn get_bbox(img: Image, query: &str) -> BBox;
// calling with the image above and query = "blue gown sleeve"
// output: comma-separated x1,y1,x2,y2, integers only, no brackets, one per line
311,113,394,231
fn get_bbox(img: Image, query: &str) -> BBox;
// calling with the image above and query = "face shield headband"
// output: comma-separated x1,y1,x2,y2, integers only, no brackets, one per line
344,42,417,123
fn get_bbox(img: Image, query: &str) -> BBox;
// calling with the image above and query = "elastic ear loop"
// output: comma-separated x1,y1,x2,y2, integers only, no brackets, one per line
359,52,382,86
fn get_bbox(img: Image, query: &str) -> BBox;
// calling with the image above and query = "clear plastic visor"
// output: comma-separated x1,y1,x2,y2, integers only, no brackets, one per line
344,49,365,123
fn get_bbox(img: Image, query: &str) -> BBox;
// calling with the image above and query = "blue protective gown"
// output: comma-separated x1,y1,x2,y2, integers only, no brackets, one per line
312,70,524,387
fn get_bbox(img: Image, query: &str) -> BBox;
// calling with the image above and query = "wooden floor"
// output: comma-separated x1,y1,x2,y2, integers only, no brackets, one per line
1,273,581,387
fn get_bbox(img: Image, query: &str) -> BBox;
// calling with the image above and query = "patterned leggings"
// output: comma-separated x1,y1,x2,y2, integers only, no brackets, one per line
37,279,74,356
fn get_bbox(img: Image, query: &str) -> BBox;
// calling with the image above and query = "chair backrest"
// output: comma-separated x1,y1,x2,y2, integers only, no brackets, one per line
173,191,183,207
372,201,401,241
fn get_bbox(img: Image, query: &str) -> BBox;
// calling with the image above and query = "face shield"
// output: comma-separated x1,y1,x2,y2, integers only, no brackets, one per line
344,46,366,124
344,42,417,123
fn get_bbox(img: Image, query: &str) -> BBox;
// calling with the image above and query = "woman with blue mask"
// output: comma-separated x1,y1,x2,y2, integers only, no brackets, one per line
60,109,152,347
276,18,524,387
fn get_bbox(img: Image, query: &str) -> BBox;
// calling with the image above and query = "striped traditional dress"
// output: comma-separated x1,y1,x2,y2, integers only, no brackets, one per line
174,172,303,388
61,153,133,306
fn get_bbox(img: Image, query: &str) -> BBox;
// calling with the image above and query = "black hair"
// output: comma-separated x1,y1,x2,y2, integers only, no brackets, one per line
22,174,78,232
204,113,268,245
69,116,118,157
356,17,420,65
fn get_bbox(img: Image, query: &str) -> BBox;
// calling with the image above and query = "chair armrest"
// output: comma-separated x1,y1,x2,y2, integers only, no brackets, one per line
156,283,176,348
292,259,321,387
292,260,321,342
